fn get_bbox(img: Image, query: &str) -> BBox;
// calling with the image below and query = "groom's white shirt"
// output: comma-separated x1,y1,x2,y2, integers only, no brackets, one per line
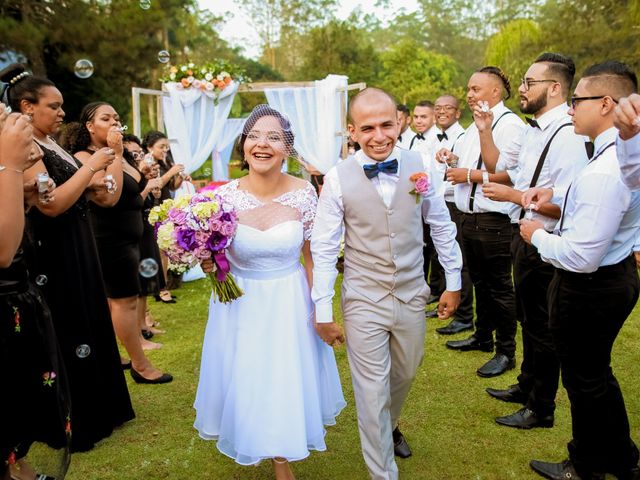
311,147,462,324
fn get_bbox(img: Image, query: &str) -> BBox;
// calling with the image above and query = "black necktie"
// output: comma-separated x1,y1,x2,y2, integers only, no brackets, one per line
525,117,540,129
437,132,448,142
363,159,398,179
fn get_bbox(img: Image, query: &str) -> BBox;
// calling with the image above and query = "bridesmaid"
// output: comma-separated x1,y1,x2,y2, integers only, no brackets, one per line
3,63,135,452
63,102,172,383
0,102,70,480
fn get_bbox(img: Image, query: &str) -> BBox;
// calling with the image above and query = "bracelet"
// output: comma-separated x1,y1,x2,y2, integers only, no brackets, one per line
466,168,472,184
87,164,97,173
0,165,24,174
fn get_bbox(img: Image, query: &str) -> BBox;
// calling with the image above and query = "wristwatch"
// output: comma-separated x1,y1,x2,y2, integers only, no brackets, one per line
482,171,489,184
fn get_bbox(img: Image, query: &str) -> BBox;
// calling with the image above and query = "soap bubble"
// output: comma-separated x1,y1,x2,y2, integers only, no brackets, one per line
139,258,159,278
74,59,94,79
139,0,151,9
157,50,170,64
75,344,91,358
35,274,48,286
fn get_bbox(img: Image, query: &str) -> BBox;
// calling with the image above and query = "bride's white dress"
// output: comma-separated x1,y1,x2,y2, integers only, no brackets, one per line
194,179,346,465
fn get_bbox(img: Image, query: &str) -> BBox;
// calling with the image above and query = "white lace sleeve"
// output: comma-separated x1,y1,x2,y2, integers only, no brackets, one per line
276,182,318,240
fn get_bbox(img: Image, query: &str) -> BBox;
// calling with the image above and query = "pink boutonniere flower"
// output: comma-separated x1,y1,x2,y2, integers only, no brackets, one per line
409,172,429,203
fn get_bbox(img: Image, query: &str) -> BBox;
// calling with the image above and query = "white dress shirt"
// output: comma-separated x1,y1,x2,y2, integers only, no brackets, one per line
396,128,415,150
311,147,463,323
531,127,640,272
432,122,466,201
616,133,640,191
500,103,589,231
453,101,525,214
409,125,437,152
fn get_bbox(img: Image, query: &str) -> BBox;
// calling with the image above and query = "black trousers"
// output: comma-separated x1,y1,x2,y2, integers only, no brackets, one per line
549,255,639,475
511,233,558,416
425,202,475,324
460,212,516,357
423,225,445,298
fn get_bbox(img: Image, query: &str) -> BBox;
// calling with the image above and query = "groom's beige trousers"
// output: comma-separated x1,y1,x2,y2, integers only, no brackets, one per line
342,284,427,480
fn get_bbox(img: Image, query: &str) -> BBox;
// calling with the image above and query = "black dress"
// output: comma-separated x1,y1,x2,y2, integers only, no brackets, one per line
0,226,71,478
91,170,145,298
28,145,135,452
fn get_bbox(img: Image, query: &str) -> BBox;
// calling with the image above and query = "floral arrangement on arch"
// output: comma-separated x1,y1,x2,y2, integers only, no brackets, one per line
160,60,249,94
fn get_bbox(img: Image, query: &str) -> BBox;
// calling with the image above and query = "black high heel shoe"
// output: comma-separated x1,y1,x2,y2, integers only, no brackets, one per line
130,368,173,384
154,290,177,303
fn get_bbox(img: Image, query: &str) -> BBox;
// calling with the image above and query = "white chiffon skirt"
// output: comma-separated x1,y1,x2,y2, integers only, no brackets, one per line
194,263,346,465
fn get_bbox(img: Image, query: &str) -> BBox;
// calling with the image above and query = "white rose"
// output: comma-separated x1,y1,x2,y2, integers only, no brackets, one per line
169,73,176,80
180,65,187,72
216,74,224,81
205,82,214,91
187,76,194,83
205,73,213,81
188,62,195,68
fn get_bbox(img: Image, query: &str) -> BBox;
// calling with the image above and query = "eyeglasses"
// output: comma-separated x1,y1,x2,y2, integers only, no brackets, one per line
570,95,618,109
246,130,285,145
434,105,457,113
520,77,558,91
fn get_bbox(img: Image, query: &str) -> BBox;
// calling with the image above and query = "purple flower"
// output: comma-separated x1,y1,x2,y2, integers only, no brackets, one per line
220,212,232,222
220,222,235,237
206,232,228,252
176,228,197,251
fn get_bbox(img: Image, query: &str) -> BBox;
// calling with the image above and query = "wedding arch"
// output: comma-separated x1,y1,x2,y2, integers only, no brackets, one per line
131,76,366,181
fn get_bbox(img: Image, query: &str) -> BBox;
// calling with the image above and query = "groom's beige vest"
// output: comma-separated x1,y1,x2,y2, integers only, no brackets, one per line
337,150,427,304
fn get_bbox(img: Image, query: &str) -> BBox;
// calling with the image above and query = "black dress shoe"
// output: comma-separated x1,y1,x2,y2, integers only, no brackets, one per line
130,368,173,384
436,320,473,335
446,335,494,352
486,384,527,404
141,329,154,340
530,459,605,480
425,308,438,318
495,407,554,429
476,354,515,378
392,427,412,458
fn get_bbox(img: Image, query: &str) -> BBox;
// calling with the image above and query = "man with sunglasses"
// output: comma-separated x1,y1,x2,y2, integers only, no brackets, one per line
479,53,589,431
520,61,640,480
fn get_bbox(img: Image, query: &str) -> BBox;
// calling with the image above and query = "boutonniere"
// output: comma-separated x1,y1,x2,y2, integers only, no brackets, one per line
409,172,429,203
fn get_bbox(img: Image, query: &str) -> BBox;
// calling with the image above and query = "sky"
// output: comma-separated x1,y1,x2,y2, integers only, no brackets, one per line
197,0,420,59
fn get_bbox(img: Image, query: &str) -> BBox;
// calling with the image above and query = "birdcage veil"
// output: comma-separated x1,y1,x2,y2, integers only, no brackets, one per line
238,104,297,164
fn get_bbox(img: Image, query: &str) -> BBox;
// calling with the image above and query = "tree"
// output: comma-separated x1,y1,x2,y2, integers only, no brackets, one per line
294,19,382,84
379,39,464,107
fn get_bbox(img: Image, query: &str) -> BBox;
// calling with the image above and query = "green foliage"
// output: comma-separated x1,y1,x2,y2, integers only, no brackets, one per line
379,39,465,107
294,20,382,84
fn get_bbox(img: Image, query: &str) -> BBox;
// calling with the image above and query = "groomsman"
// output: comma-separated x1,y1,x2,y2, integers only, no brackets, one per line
396,104,413,150
427,95,475,334
409,100,437,152
479,53,589,429
521,61,640,480
311,87,462,480
615,92,640,189
441,67,525,378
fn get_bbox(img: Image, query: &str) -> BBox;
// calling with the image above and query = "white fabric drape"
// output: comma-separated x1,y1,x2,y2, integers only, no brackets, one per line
265,74,348,174
162,82,238,175
212,118,246,181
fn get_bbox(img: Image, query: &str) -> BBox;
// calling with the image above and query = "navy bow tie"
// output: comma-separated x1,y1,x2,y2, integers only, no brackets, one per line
525,117,540,129
437,132,448,142
363,159,398,179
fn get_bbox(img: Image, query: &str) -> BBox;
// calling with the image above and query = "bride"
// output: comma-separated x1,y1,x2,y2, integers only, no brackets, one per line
194,105,345,479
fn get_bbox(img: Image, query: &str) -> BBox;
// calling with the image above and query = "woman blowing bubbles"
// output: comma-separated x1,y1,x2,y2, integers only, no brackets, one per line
1,63,135,453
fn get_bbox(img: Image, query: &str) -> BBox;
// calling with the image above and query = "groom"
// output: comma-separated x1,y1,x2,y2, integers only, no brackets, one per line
311,87,462,480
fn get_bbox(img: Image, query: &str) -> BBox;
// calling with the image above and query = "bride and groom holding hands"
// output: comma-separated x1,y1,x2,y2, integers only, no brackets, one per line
194,87,462,480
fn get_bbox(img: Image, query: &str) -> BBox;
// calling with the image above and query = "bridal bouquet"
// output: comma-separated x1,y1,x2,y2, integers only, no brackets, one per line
149,192,243,303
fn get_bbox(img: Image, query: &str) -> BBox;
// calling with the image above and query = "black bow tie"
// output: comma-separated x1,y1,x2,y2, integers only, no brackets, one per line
398,134,403,142
437,132,448,142
526,117,540,129
363,159,398,179
414,133,425,141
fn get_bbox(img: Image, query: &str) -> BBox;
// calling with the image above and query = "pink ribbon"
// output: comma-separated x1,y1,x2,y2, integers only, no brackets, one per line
213,252,230,281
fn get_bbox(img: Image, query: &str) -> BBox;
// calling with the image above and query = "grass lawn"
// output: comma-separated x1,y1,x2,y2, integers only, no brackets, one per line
67,276,640,479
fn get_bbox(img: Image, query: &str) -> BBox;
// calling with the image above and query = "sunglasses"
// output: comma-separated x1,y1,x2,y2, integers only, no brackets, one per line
570,95,619,109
